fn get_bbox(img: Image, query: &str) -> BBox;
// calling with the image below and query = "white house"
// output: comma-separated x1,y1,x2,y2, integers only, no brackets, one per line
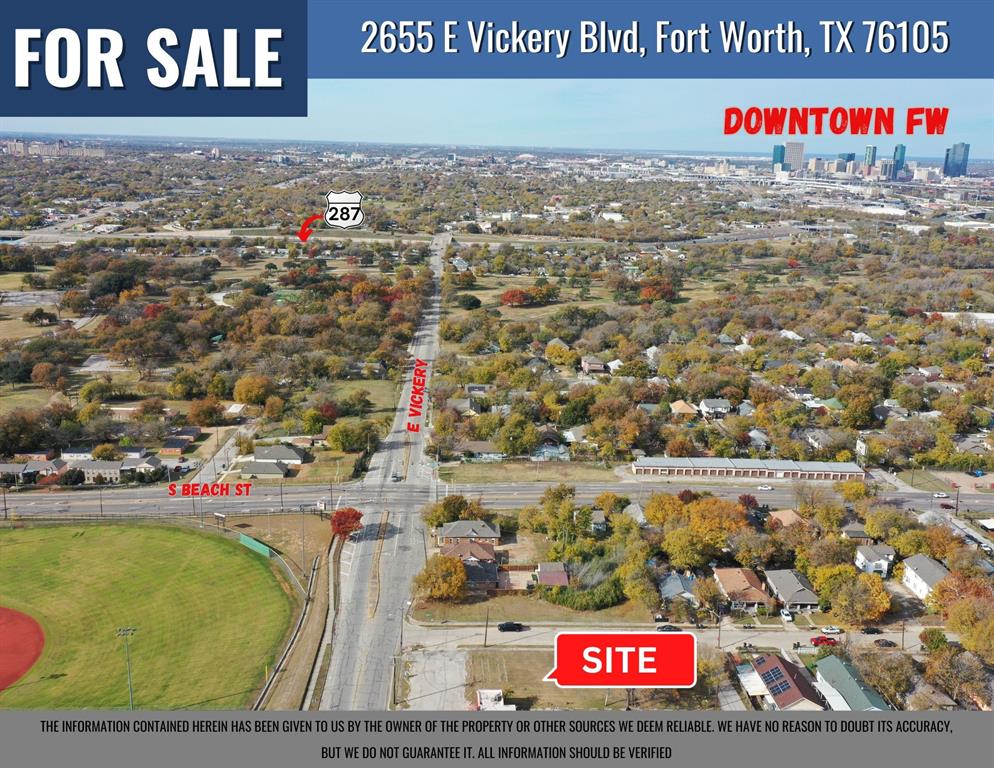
901,554,950,601
699,398,732,418
855,544,896,576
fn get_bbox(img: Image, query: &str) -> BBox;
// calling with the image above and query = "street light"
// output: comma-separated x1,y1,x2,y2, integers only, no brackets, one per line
116,627,137,710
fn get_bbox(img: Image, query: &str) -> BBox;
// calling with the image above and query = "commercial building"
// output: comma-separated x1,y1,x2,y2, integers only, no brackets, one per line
784,141,804,172
892,144,906,175
772,144,786,170
943,142,970,177
863,145,877,169
631,457,866,481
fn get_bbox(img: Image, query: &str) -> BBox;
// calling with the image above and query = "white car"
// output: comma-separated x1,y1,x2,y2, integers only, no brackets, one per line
932,492,949,499
821,626,843,635
757,485,773,491
780,609,793,622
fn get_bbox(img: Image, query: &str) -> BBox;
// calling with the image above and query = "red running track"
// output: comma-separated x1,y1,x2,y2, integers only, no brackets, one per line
0,607,45,692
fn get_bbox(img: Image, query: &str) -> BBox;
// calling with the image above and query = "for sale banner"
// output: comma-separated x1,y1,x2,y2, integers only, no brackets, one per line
0,2,992,768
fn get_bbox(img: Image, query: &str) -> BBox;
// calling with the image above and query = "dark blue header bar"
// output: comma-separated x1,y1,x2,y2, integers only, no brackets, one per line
312,0,993,79
1,2,990,118
1,0,306,117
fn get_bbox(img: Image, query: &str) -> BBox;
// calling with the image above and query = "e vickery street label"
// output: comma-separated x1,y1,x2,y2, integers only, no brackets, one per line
406,358,430,433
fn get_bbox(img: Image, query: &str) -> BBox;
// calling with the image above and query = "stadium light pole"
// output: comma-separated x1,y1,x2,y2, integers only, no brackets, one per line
116,627,137,710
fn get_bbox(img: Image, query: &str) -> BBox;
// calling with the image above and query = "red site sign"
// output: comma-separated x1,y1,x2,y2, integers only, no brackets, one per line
543,631,697,689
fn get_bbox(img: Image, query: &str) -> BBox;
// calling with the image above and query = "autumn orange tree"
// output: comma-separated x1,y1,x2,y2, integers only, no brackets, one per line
331,507,363,538
415,555,467,601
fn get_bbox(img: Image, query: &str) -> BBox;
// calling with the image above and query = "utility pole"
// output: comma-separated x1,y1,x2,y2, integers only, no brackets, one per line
280,481,285,513
2,485,7,521
900,619,906,651
116,627,137,710
99,487,104,519
483,607,490,648
301,509,306,578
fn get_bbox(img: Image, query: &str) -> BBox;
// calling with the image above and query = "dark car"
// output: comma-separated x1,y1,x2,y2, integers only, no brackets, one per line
940,503,955,510
861,627,882,635
497,621,524,632
653,614,669,623
656,624,680,632
874,638,897,648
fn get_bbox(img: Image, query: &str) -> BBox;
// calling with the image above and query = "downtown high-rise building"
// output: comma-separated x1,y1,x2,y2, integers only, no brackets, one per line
837,152,855,163
892,144,906,175
943,142,970,177
772,144,786,169
864,145,877,168
784,141,804,172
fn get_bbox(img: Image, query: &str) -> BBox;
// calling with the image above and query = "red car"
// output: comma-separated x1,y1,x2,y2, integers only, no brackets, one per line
811,636,839,647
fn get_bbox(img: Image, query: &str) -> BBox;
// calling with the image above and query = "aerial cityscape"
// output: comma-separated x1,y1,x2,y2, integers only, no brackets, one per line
0,126,992,716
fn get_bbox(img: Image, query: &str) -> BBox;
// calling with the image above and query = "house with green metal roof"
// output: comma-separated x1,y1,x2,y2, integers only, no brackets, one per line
813,655,891,711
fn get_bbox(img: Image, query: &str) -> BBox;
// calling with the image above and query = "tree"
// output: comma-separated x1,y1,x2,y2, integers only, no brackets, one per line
737,493,758,511
263,395,285,420
729,529,775,569
92,443,121,461
852,649,915,708
836,479,873,503
663,528,711,570
188,397,225,427
692,577,723,619
331,507,363,538
925,647,992,709
830,573,891,625
233,375,275,405
919,628,949,654
499,288,530,307
415,555,467,601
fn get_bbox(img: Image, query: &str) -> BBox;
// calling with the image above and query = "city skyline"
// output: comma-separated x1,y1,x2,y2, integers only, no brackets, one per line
1,78,991,158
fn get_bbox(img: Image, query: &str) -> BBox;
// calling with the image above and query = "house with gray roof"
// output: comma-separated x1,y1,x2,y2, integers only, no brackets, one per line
254,444,307,465
763,569,819,611
901,554,950,601
814,656,890,711
658,571,698,606
855,544,896,575
239,461,289,479
699,398,732,418
438,520,501,546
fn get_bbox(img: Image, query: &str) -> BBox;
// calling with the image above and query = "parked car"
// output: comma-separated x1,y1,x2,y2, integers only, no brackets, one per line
391,473,402,482
811,636,839,647
874,639,897,648
654,614,669,623
822,626,843,635
940,503,955,510
933,492,949,499
861,627,882,635
741,623,755,629
497,621,524,632
969,469,986,478
780,609,793,621
757,485,773,491
656,624,680,632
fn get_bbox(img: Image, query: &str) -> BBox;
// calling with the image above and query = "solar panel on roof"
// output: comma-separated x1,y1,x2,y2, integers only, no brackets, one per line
769,681,792,696
760,667,785,685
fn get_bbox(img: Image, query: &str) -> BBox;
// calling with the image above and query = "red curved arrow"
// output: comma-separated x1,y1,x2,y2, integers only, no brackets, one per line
297,214,322,242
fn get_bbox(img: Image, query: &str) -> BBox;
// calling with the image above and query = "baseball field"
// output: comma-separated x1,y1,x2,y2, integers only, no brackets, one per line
0,524,295,710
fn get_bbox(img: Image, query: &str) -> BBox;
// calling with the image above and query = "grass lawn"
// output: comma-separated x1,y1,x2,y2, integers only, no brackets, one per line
439,461,620,484
331,379,399,418
467,649,620,710
897,470,954,494
0,525,295,709
466,649,719,710
413,593,652,625
0,384,57,414
291,448,359,485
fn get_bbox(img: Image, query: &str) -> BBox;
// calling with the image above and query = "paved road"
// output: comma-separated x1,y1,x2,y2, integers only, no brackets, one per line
317,233,446,711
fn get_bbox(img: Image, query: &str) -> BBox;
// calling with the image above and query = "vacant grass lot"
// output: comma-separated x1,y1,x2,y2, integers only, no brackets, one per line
0,525,295,709
439,461,620,484
413,593,652,625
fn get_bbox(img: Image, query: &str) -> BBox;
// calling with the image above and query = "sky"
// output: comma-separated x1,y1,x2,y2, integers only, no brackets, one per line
2,79,992,157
